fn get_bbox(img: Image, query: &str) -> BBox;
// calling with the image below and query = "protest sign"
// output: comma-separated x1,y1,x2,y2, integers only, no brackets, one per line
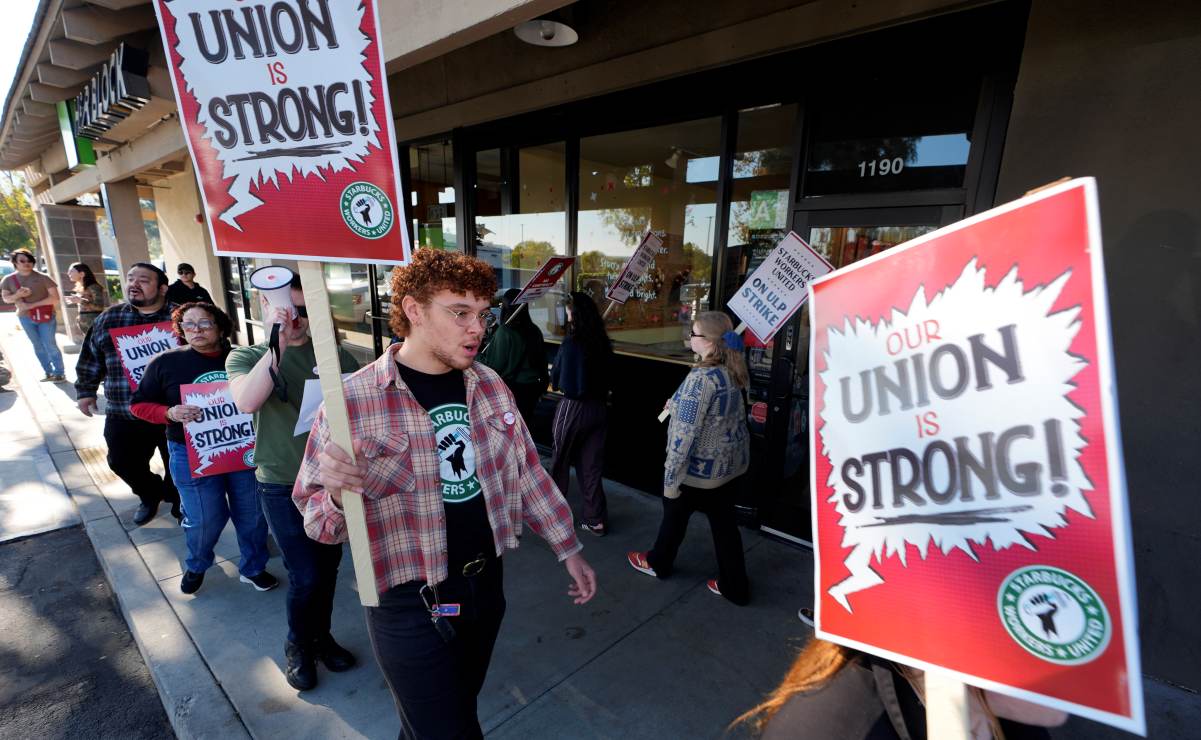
727,232,833,343
180,381,256,478
809,178,1143,734
513,256,575,304
606,231,664,304
108,321,177,391
152,0,412,265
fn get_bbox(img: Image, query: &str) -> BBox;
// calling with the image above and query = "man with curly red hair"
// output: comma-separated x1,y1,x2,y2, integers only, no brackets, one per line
295,249,597,739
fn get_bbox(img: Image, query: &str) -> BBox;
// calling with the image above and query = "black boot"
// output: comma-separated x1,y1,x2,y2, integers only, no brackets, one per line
315,635,357,672
284,639,318,691
132,501,159,526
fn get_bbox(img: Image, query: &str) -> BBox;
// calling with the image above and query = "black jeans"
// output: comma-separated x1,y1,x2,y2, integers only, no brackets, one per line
103,415,179,509
647,480,750,605
366,559,506,740
257,480,343,645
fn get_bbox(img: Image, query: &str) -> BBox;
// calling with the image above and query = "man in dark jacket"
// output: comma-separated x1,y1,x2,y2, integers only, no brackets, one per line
166,263,213,305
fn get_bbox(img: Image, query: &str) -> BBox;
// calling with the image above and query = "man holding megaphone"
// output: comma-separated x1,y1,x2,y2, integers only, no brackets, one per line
227,267,361,691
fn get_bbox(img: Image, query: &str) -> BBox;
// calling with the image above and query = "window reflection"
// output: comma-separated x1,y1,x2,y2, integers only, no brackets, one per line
578,117,721,360
807,225,937,269
409,140,458,251
474,143,568,336
324,261,375,366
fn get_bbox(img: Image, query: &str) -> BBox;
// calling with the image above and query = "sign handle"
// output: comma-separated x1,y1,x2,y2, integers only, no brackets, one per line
505,301,528,325
657,322,747,422
602,300,617,319
925,670,971,740
298,261,380,608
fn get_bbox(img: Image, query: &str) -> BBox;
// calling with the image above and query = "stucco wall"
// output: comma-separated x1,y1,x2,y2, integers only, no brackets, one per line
997,0,1201,690
154,161,221,307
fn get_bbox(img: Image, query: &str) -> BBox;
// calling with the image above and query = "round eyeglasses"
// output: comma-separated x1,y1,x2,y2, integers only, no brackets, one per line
432,301,497,331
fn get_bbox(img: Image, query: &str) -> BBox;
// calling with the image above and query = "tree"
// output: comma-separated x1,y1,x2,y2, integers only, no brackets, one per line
509,240,556,269
0,171,39,255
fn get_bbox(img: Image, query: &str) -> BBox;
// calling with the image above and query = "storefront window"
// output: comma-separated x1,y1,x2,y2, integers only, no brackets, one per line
324,261,375,365
724,103,798,303
807,225,937,268
803,91,976,196
475,143,567,336
578,117,721,360
408,140,458,251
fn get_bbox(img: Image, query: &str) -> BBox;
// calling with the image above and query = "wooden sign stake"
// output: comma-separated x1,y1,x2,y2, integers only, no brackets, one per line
298,260,379,607
925,669,972,740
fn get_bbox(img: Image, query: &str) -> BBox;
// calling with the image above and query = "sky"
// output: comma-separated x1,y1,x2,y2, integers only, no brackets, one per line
0,0,40,106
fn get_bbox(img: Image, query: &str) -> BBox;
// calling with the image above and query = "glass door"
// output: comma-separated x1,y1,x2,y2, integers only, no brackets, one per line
753,206,956,544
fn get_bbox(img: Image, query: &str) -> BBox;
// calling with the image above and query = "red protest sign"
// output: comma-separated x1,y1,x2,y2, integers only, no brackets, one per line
108,322,177,391
152,0,412,265
809,178,1143,733
181,381,256,478
513,256,575,305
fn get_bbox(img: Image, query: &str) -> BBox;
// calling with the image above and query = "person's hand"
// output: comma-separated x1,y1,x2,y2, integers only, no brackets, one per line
64,294,81,305
78,397,97,417
167,404,203,423
16,286,31,299
564,552,597,604
318,438,366,507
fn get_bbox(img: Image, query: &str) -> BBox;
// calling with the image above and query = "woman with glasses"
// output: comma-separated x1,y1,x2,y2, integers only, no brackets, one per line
131,302,276,596
550,291,614,536
628,311,752,604
1,248,65,381
64,262,108,335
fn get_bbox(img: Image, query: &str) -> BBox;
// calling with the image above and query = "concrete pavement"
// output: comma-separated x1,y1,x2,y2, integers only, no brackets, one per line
1,313,1197,739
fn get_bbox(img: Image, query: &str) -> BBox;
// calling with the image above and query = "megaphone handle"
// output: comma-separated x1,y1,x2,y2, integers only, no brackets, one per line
268,323,287,402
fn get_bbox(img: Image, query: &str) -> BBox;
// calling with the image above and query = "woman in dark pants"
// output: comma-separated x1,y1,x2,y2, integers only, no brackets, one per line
628,311,752,604
550,291,613,536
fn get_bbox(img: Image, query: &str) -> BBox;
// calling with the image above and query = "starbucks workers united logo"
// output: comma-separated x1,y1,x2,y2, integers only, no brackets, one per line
340,181,394,239
430,403,480,503
997,566,1111,665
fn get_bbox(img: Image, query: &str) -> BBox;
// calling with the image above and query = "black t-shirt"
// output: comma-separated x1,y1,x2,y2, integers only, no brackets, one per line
132,346,231,442
395,360,495,573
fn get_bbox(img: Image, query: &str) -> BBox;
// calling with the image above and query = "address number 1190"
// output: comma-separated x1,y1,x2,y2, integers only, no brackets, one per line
858,157,905,177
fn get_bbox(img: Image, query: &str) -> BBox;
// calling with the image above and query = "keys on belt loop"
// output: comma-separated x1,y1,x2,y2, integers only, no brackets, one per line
419,584,456,644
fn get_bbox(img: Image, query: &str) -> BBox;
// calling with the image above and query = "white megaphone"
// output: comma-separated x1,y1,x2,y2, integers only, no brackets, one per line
249,265,296,323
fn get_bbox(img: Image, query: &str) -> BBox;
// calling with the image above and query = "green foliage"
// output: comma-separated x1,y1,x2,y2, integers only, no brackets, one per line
509,240,556,269
0,172,39,255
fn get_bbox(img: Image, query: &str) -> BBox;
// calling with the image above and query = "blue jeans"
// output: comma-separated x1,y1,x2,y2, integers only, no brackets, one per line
167,440,269,577
257,480,343,645
18,313,63,376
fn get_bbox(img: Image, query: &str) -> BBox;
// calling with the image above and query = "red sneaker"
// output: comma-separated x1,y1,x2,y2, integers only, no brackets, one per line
627,551,656,577
706,579,721,597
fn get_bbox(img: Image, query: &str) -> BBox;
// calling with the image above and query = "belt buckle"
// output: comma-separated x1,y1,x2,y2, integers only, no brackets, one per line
462,556,487,578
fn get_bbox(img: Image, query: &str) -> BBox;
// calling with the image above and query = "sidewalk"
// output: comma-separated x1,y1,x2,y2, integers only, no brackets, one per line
1,314,1195,739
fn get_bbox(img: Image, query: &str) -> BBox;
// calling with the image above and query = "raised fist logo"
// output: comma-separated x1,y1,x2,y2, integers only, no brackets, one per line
1025,591,1062,638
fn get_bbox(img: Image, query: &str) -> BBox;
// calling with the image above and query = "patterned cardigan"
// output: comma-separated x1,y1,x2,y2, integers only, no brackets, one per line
663,365,750,497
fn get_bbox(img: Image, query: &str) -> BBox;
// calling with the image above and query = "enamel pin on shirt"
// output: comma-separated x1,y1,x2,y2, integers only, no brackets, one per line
503,411,515,426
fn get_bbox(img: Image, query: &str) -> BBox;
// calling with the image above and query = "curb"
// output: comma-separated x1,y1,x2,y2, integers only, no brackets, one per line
0,320,251,740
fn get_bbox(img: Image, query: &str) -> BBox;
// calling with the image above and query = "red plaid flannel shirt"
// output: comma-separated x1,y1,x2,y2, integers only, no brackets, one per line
294,344,582,592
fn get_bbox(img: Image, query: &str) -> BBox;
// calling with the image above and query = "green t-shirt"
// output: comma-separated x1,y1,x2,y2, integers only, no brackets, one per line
226,340,360,484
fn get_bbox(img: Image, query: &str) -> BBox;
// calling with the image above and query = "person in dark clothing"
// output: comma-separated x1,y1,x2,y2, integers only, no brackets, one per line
550,291,613,536
166,263,214,305
74,263,181,526
479,287,549,428
738,639,1067,739
130,302,276,596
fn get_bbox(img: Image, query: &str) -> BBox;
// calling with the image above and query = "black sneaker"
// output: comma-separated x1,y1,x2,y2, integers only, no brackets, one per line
180,570,205,595
284,640,317,691
240,571,280,592
579,522,606,537
132,502,159,526
316,635,357,673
